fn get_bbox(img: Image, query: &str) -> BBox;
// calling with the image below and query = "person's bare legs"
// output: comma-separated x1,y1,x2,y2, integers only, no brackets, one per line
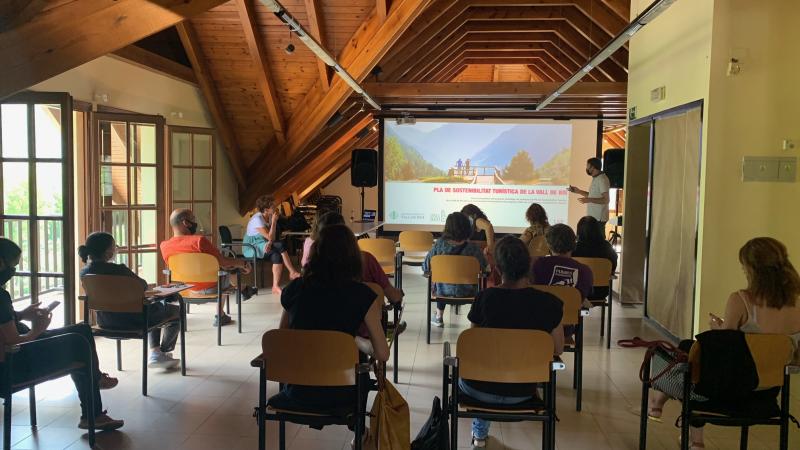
272,263,284,295
649,390,669,418
280,251,301,279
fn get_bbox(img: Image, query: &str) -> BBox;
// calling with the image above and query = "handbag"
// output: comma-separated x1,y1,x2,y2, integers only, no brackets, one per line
364,378,410,450
411,397,449,450
618,337,704,401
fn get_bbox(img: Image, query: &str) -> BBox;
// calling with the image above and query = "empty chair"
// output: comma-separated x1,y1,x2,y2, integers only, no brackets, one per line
218,225,258,289
396,230,434,290
426,254,482,344
358,238,397,277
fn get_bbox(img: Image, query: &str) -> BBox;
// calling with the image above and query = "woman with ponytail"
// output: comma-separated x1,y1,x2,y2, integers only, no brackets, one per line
646,237,800,449
79,231,182,369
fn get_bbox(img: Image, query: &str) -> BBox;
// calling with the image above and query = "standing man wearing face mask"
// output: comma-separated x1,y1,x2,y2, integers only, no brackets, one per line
160,209,252,327
568,157,610,233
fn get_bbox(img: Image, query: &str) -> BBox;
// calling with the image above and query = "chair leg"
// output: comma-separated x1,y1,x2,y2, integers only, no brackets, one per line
739,426,748,450
576,324,584,412
180,318,187,377
116,340,122,371
278,420,286,450
237,271,242,334
3,395,11,450
600,304,606,337
426,300,431,345
142,336,148,396
606,297,613,349
226,295,230,315
780,372,790,450
28,387,36,427
638,378,650,450
393,327,399,384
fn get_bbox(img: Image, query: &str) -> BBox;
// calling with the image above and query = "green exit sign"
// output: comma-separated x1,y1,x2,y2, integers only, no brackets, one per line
628,106,637,120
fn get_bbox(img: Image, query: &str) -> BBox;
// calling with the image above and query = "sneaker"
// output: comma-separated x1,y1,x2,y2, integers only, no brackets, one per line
213,314,233,327
148,351,179,369
78,412,124,431
98,373,118,390
241,285,258,301
471,436,487,448
431,316,444,328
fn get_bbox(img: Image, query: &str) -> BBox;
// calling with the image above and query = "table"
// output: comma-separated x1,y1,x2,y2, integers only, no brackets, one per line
283,221,385,238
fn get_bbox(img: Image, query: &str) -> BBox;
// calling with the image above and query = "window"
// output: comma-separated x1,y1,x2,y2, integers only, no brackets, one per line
0,93,75,328
168,127,216,243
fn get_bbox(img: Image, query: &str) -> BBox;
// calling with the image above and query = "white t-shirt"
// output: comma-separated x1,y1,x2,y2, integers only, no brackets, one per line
246,213,269,237
587,173,610,222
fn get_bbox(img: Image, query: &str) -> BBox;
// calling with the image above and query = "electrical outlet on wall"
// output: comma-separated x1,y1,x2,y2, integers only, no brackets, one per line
782,139,796,151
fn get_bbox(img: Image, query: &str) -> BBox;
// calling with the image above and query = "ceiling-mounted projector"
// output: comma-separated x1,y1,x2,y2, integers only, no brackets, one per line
395,116,416,125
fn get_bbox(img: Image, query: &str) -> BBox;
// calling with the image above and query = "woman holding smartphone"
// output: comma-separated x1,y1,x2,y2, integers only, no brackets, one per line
646,237,800,449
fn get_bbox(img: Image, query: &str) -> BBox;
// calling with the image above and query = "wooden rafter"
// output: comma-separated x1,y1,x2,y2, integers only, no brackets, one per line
176,21,246,189
241,0,430,212
0,0,228,99
376,0,390,21
303,0,331,90
527,64,554,82
110,45,197,85
366,81,626,98
236,0,286,144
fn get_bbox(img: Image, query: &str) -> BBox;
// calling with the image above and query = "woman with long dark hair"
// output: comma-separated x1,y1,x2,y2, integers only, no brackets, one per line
520,203,550,255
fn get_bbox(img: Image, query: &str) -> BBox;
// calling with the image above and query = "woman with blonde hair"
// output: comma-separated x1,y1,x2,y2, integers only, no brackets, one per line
646,237,800,449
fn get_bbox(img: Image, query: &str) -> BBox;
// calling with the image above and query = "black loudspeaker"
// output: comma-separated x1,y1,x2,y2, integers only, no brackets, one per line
351,148,378,187
603,148,625,188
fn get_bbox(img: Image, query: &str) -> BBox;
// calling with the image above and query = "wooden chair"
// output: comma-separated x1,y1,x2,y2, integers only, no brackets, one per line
365,282,404,384
81,274,186,396
2,333,97,449
396,231,433,290
165,253,241,346
532,285,587,411
251,329,371,450
443,328,563,449
358,238,397,277
573,257,613,348
426,254,482,344
639,333,798,450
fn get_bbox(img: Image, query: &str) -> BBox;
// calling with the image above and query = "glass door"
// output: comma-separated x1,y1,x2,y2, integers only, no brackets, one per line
167,127,216,242
91,113,165,284
0,92,75,328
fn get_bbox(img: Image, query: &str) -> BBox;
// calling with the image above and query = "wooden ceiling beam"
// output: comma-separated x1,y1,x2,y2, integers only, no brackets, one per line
527,64,554,82
110,45,197,84
176,21,246,189
599,0,631,23
303,0,331,91
449,65,470,82
366,81,626,98
0,0,228,99
236,0,286,144
376,0,390,22
241,0,430,211
531,57,566,81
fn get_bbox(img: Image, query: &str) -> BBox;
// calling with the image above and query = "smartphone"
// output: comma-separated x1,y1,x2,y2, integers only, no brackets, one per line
709,313,724,323
45,301,61,312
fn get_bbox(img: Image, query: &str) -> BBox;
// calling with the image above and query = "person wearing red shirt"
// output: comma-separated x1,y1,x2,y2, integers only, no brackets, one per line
160,209,252,326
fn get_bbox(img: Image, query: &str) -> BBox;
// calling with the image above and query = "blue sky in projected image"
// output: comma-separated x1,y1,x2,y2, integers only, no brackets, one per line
385,121,571,172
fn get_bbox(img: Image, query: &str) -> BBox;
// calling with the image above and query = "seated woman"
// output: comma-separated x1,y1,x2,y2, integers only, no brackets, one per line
462,236,564,448
461,204,495,251
647,237,800,449
520,203,550,256
0,238,123,431
572,215,618,300
79,231,181,369
244,195,300,295
531,224,593,301
423,212,488,328
278,224,389,422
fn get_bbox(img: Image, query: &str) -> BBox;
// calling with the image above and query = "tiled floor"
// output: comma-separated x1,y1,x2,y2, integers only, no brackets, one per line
2,265,798,449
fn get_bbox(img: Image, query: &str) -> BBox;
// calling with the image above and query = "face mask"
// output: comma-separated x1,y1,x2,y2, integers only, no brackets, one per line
0,266,16,285
186,221,198,235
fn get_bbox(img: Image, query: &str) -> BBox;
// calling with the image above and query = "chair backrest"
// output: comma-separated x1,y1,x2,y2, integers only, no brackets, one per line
399,231,433,253
218,225,233,245
431,254,481,285
573,257,612,287
531,285,582,326
528,235,549,257
457,328,554,383
261,329,359,386
81,274,145,313
167,253,220,283
689,333,793,389
358,238,396,265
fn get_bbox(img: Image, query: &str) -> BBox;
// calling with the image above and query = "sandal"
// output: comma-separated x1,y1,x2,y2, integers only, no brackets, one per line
628,405,663,423
677,435,705,449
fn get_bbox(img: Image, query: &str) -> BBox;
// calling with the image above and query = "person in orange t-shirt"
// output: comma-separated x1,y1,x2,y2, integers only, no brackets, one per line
160,209,252,327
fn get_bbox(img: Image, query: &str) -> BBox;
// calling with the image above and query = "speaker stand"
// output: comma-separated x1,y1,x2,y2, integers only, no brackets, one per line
360,187,365,218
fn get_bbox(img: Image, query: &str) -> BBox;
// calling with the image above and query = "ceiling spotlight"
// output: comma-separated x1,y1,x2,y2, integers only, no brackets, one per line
285,43,295,54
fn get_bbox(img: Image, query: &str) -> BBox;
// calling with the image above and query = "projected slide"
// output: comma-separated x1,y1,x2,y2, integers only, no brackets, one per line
384,120,575,230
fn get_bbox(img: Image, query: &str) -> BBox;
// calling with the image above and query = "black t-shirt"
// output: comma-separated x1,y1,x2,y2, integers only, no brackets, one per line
573,240,617,299
279,277,377,407
80,261,148,289
464,287,563,397
281,277,376,335
0,287,29,335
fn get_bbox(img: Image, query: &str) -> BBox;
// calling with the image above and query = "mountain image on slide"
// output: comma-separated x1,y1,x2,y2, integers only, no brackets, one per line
385,124,507,171
469,124,571,169
384,134,445,181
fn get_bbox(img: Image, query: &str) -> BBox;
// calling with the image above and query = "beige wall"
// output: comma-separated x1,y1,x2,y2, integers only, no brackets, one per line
31,55,245,233
321,168,379,221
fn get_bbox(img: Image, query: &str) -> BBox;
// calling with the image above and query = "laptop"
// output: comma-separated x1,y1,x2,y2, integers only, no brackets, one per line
361,209,376,223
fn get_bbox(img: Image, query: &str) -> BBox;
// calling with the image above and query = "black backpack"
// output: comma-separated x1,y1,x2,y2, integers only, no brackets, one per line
411,397,450,450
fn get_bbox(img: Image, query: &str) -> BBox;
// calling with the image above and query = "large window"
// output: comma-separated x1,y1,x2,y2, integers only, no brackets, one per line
168,127,215,242
91,113,165,284
0,92,75,327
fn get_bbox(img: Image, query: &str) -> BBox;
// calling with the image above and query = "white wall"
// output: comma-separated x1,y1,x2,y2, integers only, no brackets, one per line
321,168,379,221
31,55,244,231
